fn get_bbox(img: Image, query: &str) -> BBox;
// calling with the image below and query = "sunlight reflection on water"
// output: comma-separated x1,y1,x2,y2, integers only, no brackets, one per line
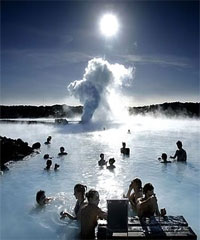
0,116,199,239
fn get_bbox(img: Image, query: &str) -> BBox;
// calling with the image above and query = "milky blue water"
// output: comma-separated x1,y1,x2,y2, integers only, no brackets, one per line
0,116,199,239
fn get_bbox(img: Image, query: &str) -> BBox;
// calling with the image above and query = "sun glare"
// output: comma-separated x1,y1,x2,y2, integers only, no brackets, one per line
100,14,119,37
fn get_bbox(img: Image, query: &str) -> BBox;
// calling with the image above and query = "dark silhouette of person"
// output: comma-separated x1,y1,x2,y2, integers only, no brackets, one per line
44,136,52,145
170,141,187,161
44,159,52,170
58,147,68,156
120,142,130,155
98,153,106,166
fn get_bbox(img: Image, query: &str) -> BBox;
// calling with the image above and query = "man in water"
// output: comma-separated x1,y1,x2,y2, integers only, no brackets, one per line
170,141,187,161
80,189,107,239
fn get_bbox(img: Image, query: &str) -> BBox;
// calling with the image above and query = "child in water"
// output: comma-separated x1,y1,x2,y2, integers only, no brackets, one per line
158,153,171,163
36,190,52,206
80,189,107,239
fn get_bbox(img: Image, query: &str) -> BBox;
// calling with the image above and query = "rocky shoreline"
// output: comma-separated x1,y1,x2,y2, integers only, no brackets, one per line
0,136,41,171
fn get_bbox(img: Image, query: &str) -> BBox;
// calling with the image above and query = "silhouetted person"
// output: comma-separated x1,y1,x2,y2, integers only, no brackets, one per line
44,136,52,145
158,153,171,163
54,163,60,170
120,142,130,155
98,153,106,166
58,147,68,156
170,141,187,161
107,158,116,170
43,154,52,160
60,184,87,220
44,159,52,170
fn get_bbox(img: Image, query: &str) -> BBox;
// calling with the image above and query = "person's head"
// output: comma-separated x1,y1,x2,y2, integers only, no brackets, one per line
161,153,167,161
100,153,104,159
74,184,87,200
86,189,100,205
109,158,115,165
43,154,50,160
176,140,182,149
131,178,142,190
36,190,46,205
46,159,52,169
60,147,65,153
122,142,126,148
143,183,154,197
47,136,52,142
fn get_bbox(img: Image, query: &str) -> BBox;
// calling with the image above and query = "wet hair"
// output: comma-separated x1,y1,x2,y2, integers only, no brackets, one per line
176,141,182,147
133,178,142,189
60,147,65,152
143,183,154,194
36,190,45,204
85,189,99,201
162,153,167,161
109,158,115,165
43,154,50,159
74,184,87,197
100,153,104,158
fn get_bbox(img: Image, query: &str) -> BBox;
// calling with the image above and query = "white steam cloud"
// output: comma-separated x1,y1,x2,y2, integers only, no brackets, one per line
68,58,135,123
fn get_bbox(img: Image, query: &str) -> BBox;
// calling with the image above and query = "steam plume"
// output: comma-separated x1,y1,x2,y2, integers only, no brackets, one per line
68,58,135,123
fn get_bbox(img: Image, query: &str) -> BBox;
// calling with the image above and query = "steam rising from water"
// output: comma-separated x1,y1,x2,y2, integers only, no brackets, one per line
68,58,135,123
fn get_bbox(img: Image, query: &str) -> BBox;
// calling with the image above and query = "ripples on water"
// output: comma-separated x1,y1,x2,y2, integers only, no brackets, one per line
0,116,199,239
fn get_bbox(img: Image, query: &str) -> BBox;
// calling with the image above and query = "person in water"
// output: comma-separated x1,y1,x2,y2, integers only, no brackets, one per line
36,190,52,206
44,136,52,145
98,153,106,167
54,163,60,170
136,183,166,218
58,147,68,156
60,184,87,220
170,140,187,161
43,154,52,160
44,159,52,170
120,142,130,155
158,153,171,163
124,178,143,209
107,158,116,170
80,189,107,239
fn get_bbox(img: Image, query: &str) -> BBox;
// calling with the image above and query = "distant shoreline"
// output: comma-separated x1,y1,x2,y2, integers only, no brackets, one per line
0,102,199,119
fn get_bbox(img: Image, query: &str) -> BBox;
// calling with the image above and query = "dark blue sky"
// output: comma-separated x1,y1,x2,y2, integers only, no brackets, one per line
1,1,199,106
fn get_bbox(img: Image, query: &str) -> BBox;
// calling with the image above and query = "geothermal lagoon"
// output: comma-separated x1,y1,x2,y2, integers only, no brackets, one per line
0,116,199,239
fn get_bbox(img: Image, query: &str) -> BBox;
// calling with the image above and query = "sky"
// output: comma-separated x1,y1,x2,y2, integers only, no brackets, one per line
1,0,199,107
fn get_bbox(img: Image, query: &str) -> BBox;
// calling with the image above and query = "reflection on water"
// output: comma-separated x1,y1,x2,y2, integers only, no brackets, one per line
0,116,199,239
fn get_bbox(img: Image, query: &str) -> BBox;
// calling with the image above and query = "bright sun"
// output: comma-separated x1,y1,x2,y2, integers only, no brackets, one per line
100,14,119,37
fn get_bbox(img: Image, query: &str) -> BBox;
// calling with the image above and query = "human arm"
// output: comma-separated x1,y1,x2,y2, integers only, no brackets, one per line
170,151,177,159
60,211,77,220
97,208,107,220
